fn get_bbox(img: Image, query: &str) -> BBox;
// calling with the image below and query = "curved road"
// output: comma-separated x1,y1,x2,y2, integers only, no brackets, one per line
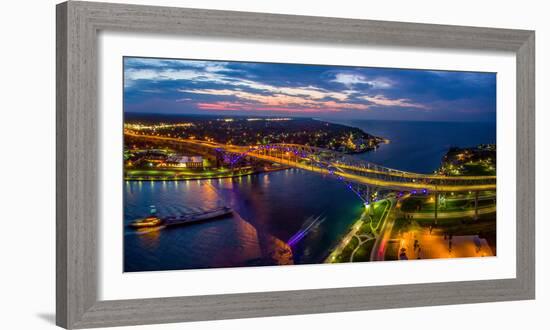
125,133,496,192
369,198,399,262
404,205,496,220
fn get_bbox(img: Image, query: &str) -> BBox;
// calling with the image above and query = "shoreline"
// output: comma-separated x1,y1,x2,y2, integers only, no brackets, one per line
324,210,369,263
126,116,387,155
124,166,290,182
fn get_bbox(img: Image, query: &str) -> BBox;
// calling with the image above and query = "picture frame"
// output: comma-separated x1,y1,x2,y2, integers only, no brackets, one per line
56,1,535,328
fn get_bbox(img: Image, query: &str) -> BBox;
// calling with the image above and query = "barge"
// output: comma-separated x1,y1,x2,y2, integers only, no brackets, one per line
129,206,233,228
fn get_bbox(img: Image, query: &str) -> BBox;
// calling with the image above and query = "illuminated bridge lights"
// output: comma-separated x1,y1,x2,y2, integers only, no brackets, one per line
126,133,496,193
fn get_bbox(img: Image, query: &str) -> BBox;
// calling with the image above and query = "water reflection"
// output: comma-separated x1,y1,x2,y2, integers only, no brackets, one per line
124,170,363,272
134,227,161,249
124,120,497,272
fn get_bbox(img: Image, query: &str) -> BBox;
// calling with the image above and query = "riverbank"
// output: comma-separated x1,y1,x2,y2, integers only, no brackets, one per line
124,166,289,181
324,199,391,263
324,212,367,263
439,144,496,176
124,168,366,271
125,115,386,154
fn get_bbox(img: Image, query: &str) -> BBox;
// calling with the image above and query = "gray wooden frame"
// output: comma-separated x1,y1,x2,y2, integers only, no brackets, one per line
56,1,535,328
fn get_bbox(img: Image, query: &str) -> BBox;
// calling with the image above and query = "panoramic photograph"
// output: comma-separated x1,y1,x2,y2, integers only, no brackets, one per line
122,56,497,272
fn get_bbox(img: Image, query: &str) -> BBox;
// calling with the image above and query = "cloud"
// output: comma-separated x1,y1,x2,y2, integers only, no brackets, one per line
196,101,348,113
125,69,222,82
125,65,350,102
124,58,448,116
181,61,242,73
196,102,246,111
124,58,184,68
124,68,232,89
124,58,241,73
183,88,369,112
235,82,350,101
359,95,427,109
330,73,392,88
181,82,350,100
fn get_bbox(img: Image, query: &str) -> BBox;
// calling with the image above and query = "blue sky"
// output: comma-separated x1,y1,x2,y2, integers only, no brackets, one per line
123,57,496,122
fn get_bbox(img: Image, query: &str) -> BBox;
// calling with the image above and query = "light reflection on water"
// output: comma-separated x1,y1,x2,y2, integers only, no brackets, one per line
123,121,496,272
339,120,496,174
124,169,363,272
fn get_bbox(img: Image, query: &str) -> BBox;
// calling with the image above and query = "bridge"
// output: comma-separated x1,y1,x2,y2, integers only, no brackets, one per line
125,132,496,196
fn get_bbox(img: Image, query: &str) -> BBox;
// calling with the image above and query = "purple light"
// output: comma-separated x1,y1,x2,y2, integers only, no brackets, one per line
287,230,307,246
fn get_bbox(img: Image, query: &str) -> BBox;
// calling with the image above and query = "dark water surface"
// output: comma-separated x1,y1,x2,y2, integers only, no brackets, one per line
124,170,364,271
124,120,496,272
336,120,496,174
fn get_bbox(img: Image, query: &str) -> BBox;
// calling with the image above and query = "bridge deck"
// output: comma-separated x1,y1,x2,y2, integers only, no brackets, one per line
125,133,496,192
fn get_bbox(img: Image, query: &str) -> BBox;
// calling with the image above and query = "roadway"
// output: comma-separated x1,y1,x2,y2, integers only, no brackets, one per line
124,132,497,192
334,163,496,181
404,205,496,220
369,197,399,262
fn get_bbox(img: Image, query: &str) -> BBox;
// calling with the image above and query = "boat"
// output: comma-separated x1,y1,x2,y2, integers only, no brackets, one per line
129,205,233,228
129,215,163,228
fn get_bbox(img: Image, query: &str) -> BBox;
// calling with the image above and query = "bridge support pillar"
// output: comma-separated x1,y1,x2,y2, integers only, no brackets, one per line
434,192,439,225
369,187,377,216
474,191,479,220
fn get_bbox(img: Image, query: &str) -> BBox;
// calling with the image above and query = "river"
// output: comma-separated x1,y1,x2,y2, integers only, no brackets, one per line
124,120,496,272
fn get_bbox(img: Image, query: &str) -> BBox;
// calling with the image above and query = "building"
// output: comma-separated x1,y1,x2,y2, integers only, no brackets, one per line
165,155,204,168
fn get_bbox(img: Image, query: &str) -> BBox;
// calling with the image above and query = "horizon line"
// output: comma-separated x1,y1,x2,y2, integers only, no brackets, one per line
124,111,497,124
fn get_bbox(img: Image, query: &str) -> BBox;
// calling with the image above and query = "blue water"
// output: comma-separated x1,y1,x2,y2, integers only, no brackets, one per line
124,170,364,272
342,120,496,173
123,120,496,272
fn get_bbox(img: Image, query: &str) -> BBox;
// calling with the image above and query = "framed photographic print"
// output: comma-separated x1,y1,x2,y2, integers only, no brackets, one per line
56,1,535,328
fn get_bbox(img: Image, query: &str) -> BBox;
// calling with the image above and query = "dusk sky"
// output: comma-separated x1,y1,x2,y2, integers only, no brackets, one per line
123,57,496,122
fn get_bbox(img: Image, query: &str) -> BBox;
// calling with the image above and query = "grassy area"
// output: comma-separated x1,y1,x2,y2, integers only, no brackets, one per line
367,199,390,233
395,198,496,228
351,240,375,262
124,167,258,180
422,212,496,230
401,195,495,213
350,200,390,237
372,200,390,218
455,162,495,176
329,236,359,263
391,216,422,239
325,199,391,264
